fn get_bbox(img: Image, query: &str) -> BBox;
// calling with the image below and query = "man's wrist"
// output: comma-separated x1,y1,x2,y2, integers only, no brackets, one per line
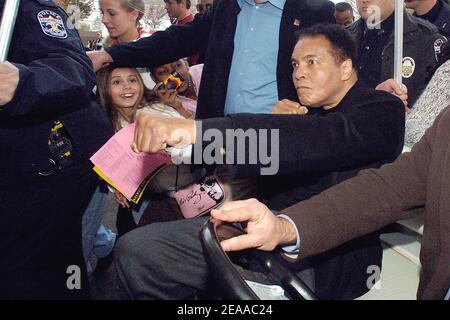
277,216,297,246
102,49,114,64
277,214,301,253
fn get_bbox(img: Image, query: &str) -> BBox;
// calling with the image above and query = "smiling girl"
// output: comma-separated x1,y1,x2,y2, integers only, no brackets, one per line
98,67,148,129
97,66,201,234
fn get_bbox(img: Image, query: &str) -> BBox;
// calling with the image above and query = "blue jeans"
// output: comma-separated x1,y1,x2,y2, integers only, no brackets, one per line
81,184,115,271
82,184,150,271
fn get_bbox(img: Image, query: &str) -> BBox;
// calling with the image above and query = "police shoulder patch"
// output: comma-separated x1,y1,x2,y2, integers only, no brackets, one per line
37,10,67,39
434,38,445,61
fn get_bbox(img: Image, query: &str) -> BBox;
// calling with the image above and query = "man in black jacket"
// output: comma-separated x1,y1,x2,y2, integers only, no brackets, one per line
405,0,450,38
114,24,405,300
348,0,446,107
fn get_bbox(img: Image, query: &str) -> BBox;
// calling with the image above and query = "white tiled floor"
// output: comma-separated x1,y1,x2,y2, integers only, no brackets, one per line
397,215,424,235
357,212,424,300
357,245,421,300
380,232,422,266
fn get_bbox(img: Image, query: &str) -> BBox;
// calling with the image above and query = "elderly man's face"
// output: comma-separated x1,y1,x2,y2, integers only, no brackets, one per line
291,36,350,109
357,0,395,22
335,10,354,27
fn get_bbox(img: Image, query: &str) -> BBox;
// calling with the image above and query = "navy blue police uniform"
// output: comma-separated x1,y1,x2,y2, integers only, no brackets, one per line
414,0,450,38
0,0,113,299
348,10,445,106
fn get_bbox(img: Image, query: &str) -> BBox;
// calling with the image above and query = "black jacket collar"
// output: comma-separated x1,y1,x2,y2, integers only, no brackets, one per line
434,0,450,36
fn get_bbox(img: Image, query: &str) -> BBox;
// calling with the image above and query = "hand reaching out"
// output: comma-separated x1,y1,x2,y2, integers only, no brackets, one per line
132,113,196,153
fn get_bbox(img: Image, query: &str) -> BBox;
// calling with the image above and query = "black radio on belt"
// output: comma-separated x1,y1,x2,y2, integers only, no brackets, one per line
48,121,73,169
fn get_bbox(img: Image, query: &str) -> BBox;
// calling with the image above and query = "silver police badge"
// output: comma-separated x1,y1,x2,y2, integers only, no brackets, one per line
37,10,67,39
402,57,416,79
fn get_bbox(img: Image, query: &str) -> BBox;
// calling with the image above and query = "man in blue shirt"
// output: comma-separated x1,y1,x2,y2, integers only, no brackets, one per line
224,0,285,115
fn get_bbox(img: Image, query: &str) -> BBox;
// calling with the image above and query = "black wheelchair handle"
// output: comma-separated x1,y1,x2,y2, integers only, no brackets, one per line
200,218,259,300
250,250,317,300
200,218,317,300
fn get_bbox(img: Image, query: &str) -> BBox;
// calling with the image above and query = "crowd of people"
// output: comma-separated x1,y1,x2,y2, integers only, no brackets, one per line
0,0,449,300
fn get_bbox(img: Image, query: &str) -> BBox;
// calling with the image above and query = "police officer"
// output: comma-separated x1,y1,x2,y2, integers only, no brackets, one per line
348,0,446,106
405,0,450,38
0,0,113,299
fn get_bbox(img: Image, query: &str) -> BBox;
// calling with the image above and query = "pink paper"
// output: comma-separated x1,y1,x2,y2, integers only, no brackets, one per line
90,123,172,199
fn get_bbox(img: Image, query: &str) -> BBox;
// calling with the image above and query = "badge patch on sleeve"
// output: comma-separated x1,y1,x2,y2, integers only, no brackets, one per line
37,10,67,39
434,38,444,61
402,57,415,78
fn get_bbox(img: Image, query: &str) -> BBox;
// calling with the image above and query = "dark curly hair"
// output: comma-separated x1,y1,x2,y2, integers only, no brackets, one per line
296,23,357,68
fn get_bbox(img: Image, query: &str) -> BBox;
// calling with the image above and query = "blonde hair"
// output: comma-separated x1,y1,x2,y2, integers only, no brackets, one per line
100,0,145,26
100,0,146,48
120,0,146,26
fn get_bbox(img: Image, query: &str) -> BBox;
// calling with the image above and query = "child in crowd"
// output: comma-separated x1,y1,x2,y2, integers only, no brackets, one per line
150,59,203,119
82,0,154,273
96,60,205,231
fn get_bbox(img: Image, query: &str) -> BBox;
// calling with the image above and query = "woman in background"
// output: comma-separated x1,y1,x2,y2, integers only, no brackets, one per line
100,0,153,47
100,0,154,88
